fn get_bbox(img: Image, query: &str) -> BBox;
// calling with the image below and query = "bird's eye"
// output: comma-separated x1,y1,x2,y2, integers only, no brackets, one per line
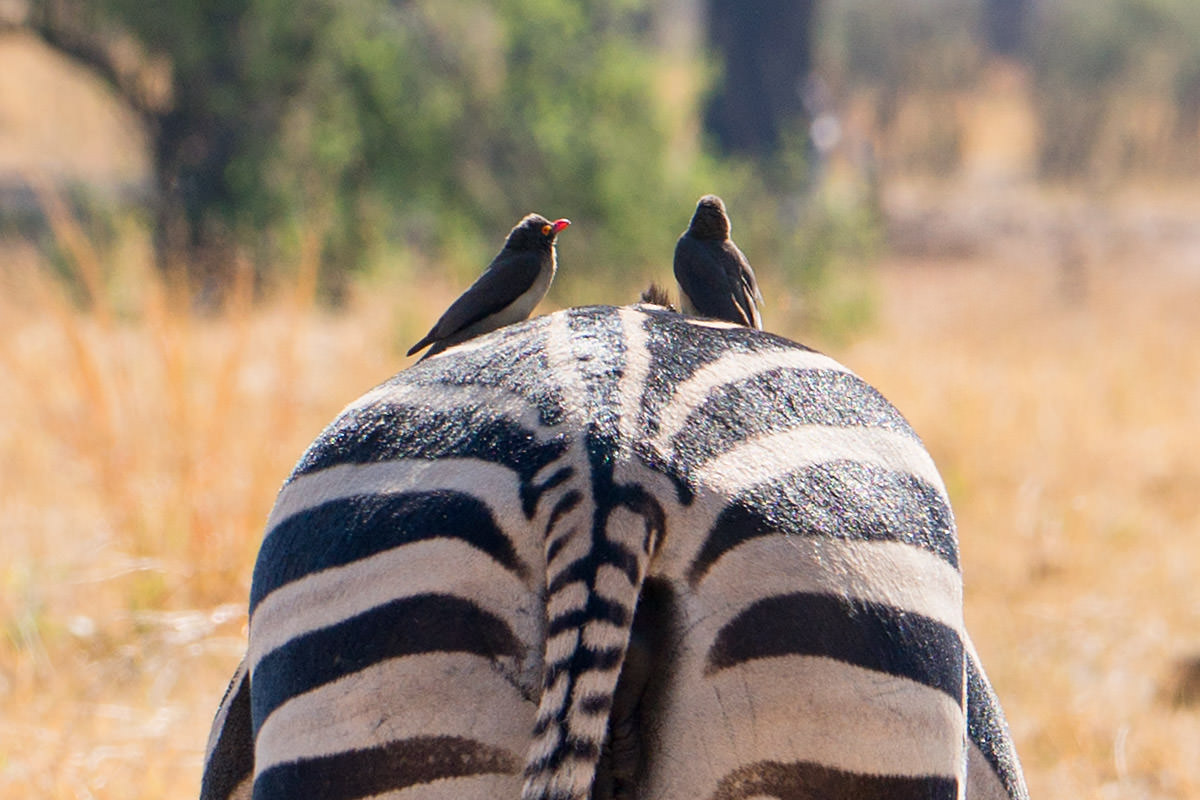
541,224,552,236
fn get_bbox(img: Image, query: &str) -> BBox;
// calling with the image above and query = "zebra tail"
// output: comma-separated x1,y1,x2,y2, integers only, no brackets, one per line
521,432,664,800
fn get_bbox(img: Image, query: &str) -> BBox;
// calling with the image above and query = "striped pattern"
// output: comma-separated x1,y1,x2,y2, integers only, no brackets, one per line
200,304,1028,800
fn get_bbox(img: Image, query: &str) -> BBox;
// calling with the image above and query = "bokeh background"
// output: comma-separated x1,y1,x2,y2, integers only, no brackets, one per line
2,0,1199,797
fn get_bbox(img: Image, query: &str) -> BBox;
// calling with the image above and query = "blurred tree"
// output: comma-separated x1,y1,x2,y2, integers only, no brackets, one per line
817,0,982,175
19,0,330,293
982,0,1031,57
283,0,684,296
1031,0,1200,178
13,0,689,297
703,0,819,159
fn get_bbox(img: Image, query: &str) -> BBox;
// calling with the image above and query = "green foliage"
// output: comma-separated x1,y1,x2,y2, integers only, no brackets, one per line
49,0,703,292
38,0,880,334
821,0,984,95
252,0,691,289
1030,0,1200,178
818,0,1200,181
815,0,985,177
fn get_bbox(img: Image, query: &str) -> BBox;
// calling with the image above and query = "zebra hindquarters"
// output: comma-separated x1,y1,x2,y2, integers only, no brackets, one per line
638,490,969,800
244,468,549,800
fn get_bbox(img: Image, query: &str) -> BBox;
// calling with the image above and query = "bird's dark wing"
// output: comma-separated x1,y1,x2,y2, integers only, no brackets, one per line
407,248,543,355
674,235,751,326
724,240,763,324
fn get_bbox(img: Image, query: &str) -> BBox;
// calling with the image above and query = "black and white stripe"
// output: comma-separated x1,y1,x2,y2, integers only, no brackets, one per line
201,304,1028,800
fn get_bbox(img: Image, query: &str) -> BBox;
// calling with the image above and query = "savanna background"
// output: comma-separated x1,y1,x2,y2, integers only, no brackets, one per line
1,0,1199,797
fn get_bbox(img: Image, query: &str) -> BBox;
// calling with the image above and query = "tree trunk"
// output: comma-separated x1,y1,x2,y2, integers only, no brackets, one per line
19,0,245,298
703,0,819,158
149,106,240,298
983,0,1031,57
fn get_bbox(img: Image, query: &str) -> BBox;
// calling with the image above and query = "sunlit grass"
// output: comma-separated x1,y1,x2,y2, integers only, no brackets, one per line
0,187,411,797
2,183,1199,798
843,249,1200,800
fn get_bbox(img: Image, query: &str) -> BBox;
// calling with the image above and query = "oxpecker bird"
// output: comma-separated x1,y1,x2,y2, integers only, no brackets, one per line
673,194,763,328
407,214,570,360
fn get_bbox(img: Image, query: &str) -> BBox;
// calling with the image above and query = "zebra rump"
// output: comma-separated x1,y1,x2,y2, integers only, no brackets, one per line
201,303,1029,800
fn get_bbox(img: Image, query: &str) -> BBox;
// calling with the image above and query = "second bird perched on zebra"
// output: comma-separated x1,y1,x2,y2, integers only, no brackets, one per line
407,213,570,360
673,194,764,328
201,304,1028,800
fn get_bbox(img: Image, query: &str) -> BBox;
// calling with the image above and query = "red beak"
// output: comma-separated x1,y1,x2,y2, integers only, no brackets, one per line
552,218,571,234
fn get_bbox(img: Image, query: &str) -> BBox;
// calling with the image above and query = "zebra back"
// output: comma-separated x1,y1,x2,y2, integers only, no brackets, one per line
201,304,1028,800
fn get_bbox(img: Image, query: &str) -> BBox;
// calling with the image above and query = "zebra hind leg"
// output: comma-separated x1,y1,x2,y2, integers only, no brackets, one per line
591,577,676,800
200,659,254,800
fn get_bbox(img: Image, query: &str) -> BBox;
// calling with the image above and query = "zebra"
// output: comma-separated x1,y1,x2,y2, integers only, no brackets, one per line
201,302,1029,800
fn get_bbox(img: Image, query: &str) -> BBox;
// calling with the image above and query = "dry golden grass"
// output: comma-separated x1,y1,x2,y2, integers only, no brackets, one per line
842,236,1200,799
0,201,412,797
2,184,1199,799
